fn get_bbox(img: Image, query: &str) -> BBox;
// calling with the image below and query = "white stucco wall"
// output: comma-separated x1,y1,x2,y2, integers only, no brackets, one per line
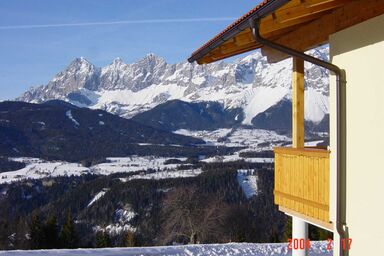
330,14,384,256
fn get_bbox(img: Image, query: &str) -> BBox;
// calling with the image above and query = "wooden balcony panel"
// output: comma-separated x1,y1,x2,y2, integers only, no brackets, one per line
274,147,331,228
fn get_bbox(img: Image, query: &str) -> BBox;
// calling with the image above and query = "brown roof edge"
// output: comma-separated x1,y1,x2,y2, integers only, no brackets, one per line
188,0,290,64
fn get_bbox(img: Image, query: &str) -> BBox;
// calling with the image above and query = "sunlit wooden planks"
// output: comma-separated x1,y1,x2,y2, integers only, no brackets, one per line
261,0,350,35
262,0,384,62
274,147,331,228
196,0,352,64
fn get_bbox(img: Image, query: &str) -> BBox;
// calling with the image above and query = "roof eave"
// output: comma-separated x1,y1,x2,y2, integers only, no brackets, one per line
188,0,291,64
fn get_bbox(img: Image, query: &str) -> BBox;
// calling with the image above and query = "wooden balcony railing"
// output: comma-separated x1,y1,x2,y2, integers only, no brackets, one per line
274,147,332,230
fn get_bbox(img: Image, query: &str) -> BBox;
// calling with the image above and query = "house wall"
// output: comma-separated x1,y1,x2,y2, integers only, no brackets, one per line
330,14,384,256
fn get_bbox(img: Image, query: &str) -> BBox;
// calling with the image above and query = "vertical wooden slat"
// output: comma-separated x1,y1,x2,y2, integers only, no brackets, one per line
304,155,309,216
288,155,292,210
308,156,314,218
324,156,330,221
318,157,324,221
298,155,303,213
293,155,298,212
313,156,319,220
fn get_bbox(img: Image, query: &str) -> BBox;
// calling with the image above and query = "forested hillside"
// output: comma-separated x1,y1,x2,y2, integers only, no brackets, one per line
0,161,287,249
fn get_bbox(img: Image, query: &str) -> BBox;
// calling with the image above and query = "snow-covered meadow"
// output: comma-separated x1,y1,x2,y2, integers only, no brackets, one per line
0,127,327,185
174,128,291,150
0,241,332,256
0,128,285,184
237,169,259,199
0,156,198,184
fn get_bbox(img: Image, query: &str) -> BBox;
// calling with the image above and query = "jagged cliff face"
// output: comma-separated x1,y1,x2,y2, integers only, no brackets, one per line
21,57,100,102
17,46,329,124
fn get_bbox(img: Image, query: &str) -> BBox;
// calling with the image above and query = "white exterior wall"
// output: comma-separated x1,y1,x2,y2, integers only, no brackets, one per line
330,14,384,256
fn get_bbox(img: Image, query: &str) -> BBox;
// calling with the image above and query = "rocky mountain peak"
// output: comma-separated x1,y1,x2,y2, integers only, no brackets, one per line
17,46,330,123
143,52,165,61
137,53,166,68
68,57,94,69
111,57,124,65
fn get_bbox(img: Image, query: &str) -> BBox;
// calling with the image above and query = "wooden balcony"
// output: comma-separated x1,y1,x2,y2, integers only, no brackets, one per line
274,147,332,230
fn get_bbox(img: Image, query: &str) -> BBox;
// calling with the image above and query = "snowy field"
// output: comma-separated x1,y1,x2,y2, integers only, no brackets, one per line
0,153,266,184
0,129,326,184
174,128,326,151
0,242,332,256
201,153,273,164
237,169,259,199
0,156,197,184
174,128,291,150
0,153,262,184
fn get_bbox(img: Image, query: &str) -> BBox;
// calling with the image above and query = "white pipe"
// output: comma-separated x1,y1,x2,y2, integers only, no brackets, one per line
292,217,308,256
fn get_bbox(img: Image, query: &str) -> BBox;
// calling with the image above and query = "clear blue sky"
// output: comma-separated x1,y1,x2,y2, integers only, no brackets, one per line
0,0,260,100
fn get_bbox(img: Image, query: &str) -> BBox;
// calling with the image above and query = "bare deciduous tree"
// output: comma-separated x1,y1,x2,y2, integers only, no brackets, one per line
160,186,229,245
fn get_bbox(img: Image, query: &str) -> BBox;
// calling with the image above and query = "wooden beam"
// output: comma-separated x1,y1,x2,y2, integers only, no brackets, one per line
279,206,334,231
260,0,349,35
275,190,329,211
292,57,305,148
262,0,384,62
274,147,330,158
198,43,262,64
198,26,294,64
198,0,352,64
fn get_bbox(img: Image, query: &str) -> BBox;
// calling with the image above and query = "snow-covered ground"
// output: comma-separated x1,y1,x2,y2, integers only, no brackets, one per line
202,153,273,164
0,129,326,184
0,156,195,184
0,158,90,184
175,129,232,145
92,156,186,175
175,128,291,151
0,152,263,184
87,188,109,207
122,169,202,181
237,169,259,199
0,241,332,256
65,110,80,127
94,207,137,236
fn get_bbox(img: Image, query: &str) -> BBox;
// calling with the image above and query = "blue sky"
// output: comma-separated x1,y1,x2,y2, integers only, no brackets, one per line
0,0,260,100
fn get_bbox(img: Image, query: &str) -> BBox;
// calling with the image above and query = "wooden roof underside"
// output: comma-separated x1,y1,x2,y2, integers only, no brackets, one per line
190,0,384,64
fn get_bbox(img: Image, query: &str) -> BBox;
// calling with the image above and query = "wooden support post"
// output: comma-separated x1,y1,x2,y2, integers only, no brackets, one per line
292,57,305,148
291,57,307,256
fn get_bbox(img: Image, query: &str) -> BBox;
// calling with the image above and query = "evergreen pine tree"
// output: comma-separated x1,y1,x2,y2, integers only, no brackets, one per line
43,215,59,249
95,231,110,248
284,216,292,241
30,214,43,249
60,210,77,248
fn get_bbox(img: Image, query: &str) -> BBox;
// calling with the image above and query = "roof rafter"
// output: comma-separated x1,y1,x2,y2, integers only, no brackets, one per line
261,0,384,62
189,0,384,64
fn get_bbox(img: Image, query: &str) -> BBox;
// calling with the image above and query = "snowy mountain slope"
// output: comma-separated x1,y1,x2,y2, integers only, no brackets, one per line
132,100,244,131
0,101,204,161
17,46,329,124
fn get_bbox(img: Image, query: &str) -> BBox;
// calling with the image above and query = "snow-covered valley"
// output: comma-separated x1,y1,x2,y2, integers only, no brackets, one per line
0,156,199,184
0,127,326,184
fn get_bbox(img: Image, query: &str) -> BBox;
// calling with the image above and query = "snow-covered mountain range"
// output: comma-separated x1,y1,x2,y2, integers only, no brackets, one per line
17,46,329,125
